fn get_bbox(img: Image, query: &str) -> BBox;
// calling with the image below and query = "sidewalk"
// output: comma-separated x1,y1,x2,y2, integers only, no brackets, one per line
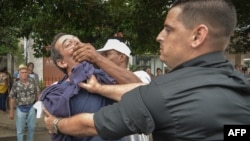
0,110,47,138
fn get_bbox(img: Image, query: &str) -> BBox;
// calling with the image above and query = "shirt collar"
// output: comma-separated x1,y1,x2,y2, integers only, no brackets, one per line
172,51,226,72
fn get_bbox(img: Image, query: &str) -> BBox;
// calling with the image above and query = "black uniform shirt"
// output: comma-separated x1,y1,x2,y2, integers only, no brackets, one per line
94,51,250,141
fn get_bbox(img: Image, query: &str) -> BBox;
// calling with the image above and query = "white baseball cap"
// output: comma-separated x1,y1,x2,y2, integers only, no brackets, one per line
97,39,131,57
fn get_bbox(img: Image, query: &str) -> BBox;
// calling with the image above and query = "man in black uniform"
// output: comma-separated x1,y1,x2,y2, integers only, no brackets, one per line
44,0,250,141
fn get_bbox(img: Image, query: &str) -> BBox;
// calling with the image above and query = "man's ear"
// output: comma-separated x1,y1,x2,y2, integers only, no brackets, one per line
56,59,68,69
191,24,208,48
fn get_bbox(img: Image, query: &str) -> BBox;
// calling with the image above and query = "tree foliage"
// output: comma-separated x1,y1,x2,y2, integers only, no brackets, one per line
0,27,19,55
0,0,20,55
228,0,250,54
0,0,249,57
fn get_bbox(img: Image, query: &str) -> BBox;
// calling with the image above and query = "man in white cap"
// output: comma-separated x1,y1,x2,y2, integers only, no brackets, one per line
97,38,150,141
97,38,151,84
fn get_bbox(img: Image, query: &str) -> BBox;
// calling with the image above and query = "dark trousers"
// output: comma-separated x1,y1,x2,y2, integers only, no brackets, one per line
0,93,7,111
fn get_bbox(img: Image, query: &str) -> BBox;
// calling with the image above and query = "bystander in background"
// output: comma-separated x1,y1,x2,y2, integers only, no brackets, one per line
9,64,39,141
144,67,154,79
155,68,163,76
0,67,10,113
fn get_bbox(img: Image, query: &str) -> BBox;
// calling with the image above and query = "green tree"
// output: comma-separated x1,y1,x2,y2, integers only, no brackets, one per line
0,27,19,55
0,0,249,57
0,0,20,55
228,0,250,54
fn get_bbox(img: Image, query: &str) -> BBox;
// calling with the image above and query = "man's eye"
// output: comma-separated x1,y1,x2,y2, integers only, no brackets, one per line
165,28,171,33
65,44,70,48
65,41,72,48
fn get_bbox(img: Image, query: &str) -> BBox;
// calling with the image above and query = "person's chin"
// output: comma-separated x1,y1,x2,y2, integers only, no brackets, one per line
159,55,164,61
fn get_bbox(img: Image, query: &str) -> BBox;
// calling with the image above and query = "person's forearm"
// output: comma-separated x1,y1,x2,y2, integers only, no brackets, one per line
9,98,15,111
95,55,141,84
57,113,97,137
97,83,146,101
9,98,15,119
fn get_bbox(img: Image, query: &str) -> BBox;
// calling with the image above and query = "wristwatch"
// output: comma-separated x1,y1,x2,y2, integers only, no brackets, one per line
53,118,62,134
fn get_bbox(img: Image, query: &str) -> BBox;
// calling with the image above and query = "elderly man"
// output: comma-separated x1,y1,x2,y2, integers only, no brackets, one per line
40,33,142,141
9,64,39,141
